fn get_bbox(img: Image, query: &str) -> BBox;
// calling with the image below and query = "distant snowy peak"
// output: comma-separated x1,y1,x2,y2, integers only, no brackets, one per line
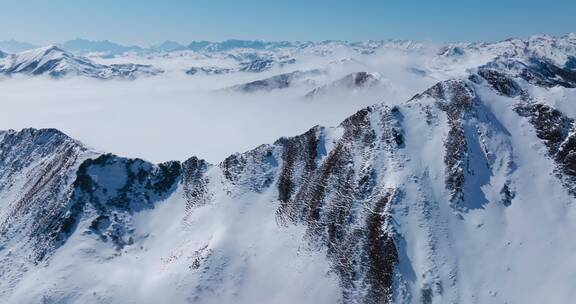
184,39,422,54
0,39,39,53
305,71,384,98
238,57,296,72
152,40,186,52
228,69,324,92
59,38,146,56
186,39,297,52
0,45,162,79
186,57,296,76
438,33,576,67
227,70,385,95
41,38,424,58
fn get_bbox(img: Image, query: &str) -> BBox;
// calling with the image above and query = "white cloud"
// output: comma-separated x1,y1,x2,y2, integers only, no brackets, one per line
0,49,436,163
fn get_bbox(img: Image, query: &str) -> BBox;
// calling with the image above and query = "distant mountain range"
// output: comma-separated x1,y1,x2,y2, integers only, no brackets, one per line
0,45,162,79
0,38,424,56
0,34,574,88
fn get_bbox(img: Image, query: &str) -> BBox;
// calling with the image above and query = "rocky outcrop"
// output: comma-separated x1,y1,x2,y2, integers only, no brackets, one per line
474,68,525,98
482,56,576,88
515,102,576,195
182,156,212,211
70,154,182,249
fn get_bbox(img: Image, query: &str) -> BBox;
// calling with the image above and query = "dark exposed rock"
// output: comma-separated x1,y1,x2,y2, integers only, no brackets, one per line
515,103,572,155
525,57,576,88
219,144,278,193
515,102,576,195
476,68,524,97
67,154,182,249
275,127,319,204
182,156,211,210
0,128,88,261
272,105,400,303
482,56,576,88
500,183,515,207
363,191,398,303
416,80,476,204
566,56,576,70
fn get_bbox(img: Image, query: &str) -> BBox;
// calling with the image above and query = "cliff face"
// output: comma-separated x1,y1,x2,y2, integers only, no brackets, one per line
1,53,576,303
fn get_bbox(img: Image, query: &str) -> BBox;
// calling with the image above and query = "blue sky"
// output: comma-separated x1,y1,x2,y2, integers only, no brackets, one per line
1,0,574,45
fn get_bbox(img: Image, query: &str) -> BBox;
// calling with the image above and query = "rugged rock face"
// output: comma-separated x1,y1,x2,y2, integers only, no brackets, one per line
474,68,525,98
482,56,576,88
0,129,90,260
70,155,182,249
181,156,212,211
410,80,478,207
515,103,576,195
0,129,91,297
215,104,404,303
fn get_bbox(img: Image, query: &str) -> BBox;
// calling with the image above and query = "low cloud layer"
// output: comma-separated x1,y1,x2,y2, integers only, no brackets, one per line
0,48,437,163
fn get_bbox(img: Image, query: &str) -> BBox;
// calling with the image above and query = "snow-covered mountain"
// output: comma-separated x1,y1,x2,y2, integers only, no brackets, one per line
152,41,187,52
0,46,162,79
0,38,423,60
2,34,576,304
227,69,324,92
1,33,576,304
58,38,147,56
0,39,39,53
186,57,296,77
304,72,385,98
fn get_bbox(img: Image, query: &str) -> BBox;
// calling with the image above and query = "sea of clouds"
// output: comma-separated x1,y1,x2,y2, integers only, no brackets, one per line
0,48,440,163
